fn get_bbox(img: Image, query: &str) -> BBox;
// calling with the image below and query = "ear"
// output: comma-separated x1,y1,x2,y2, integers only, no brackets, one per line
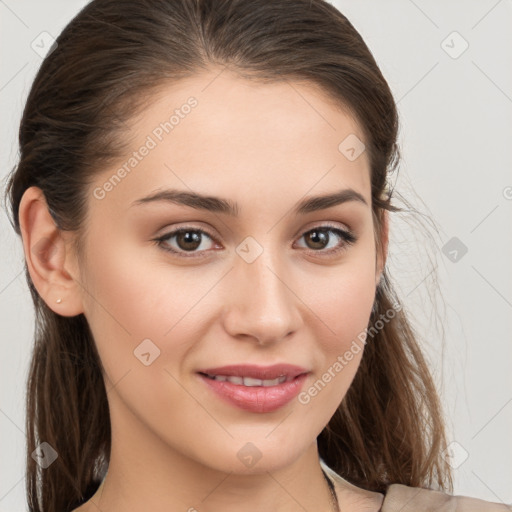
18,186,84,316
375,208,389,287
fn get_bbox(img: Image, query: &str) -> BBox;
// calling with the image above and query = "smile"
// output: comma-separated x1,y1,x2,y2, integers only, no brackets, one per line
196,364,310,413
201,374,288,386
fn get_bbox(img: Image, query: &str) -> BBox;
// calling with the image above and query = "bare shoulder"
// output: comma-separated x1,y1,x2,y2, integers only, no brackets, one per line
382,483,512,511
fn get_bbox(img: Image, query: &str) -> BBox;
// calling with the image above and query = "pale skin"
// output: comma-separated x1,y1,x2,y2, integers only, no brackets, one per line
19,68,388,512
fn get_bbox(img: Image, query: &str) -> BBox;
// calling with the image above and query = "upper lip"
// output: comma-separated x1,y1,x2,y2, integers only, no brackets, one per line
197,364,309,381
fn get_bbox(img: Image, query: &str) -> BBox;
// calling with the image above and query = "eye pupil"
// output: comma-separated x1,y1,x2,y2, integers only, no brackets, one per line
306,229,329,249
177,230,201,251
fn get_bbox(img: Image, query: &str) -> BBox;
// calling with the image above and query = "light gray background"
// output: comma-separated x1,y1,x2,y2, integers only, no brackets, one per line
1,0,511,509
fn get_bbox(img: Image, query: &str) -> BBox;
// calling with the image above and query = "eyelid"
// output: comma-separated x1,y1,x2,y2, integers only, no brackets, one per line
293,219,352,240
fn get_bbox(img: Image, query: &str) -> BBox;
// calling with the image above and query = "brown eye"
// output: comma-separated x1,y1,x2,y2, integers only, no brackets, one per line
304,229,330,250
153,224,357,259
154,227,217,257
175,230,202,251
296,226,357,256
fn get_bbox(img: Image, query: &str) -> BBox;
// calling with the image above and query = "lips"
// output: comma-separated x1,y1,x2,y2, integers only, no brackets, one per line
197,364,309,382
196,364,310,413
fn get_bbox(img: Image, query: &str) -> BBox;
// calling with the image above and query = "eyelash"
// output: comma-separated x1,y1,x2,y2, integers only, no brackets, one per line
152,223,357,259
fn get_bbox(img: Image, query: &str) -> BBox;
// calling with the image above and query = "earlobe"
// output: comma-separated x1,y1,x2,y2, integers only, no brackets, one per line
18,186,84,317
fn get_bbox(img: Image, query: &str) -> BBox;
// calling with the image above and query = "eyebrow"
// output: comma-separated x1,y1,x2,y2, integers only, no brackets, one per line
130,188,368,216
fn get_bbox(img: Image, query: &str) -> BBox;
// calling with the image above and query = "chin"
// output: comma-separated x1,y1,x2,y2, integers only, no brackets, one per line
194,436,312,476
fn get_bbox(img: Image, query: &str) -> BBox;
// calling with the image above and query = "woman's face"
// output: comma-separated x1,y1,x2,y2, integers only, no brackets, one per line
74,69,386,475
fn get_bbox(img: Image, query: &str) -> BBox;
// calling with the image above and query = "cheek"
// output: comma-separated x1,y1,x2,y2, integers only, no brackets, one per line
296,293,373,423
79,235,216,388
299,253,377,405
307,246,377,345
78,237,169,383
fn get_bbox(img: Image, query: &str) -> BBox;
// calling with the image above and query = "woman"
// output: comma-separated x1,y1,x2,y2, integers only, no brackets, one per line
4,0,509,511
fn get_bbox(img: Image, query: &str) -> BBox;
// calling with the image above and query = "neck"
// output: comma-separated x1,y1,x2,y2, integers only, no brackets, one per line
92,450,336,512
85,401,337,512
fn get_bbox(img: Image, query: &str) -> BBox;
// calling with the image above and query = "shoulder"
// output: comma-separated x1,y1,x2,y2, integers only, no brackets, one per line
382,483,512,511
321,460,511,512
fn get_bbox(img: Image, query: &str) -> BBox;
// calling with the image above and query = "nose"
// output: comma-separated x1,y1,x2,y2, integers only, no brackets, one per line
221,246,303,345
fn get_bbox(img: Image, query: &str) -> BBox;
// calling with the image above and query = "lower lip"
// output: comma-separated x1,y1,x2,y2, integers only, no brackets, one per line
198,373,309,413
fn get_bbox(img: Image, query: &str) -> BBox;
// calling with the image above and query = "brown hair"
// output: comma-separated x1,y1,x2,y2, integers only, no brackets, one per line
3,0,453,510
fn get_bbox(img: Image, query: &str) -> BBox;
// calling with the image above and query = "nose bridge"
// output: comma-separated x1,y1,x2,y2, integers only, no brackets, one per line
223,238,301,342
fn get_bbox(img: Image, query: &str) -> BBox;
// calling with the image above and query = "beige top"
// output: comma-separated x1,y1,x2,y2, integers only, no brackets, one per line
320,460,512,511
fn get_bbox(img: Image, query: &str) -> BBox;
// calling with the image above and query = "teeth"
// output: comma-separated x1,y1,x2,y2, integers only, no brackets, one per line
226,376,243,385
206,374,287,386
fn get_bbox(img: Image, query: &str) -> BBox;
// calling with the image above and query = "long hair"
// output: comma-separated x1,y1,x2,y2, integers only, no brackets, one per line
3,0,453,510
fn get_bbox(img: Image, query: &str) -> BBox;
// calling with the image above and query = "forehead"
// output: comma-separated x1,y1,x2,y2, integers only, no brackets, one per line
90,69,371,215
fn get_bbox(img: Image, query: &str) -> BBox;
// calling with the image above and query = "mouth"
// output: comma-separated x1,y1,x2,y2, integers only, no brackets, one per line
198,373,296,387
196,363,308,384
196,364,310,413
